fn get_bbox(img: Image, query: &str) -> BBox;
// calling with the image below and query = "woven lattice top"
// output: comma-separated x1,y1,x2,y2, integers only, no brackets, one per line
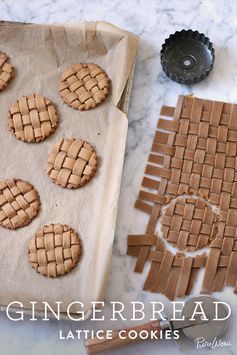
0,179,40,229
28,224,81,277
46,138,97,188
128,95,237,299
60,63,110,111
161,196,219,251
8,94,58,143
0,52,14,91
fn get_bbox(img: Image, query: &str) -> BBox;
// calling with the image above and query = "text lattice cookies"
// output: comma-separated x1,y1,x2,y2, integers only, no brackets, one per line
46,138,97,188
0,179,40,230
0,51,14,91
60,63,110,110
28,224,81,277
8,94,58,143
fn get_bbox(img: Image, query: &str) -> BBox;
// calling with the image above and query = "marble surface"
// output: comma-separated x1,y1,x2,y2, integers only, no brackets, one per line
0,0,237,354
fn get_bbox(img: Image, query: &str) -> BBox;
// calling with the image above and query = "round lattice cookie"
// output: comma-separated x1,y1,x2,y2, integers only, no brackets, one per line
0,52,14,91
0,179,40,230
8,94,58,143
46,138,97,188
28,223,81,277
160,196,219,251
60,63,110,111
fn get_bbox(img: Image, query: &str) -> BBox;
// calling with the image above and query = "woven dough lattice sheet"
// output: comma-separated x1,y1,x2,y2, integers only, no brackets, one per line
127,95,237,300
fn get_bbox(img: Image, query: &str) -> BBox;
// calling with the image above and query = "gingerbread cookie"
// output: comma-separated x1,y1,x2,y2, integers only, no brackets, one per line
0,52,14,91
46,138,97,188
28,224,81,277
8,94,58,143
0,179,40,229
60,63,110,110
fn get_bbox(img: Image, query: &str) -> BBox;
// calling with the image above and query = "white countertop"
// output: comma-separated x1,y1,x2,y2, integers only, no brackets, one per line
0,0,237,354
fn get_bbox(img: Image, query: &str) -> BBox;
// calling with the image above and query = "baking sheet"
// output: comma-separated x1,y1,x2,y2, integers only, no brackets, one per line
0,21,138,316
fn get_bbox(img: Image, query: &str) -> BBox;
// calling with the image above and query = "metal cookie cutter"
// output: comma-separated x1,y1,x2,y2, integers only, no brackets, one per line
160,29,215,84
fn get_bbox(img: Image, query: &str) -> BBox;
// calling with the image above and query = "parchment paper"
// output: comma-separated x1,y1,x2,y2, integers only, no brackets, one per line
0,21,138,317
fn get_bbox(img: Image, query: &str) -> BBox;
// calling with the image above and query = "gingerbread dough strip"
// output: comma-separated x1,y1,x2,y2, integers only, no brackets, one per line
226,250,237,286
175,257,193,297
164,254,183,300
134,204,162,273
212,237,234,291
151,250,174,293
201,239,222,293
143,238,165,290
186,254,207,295
160,105,175,117
133,100,184,272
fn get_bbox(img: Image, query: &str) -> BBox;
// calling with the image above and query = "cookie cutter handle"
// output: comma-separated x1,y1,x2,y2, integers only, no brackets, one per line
84,320,163,354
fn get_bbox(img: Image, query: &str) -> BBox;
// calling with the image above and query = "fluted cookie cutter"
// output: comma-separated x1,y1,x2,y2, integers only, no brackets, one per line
161,29,215,84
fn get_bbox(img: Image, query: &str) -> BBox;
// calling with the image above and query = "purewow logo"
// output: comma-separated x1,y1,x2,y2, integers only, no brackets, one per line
195,337,232,350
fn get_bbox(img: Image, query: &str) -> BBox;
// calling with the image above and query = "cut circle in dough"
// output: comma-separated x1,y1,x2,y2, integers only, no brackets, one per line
160,196,219,251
